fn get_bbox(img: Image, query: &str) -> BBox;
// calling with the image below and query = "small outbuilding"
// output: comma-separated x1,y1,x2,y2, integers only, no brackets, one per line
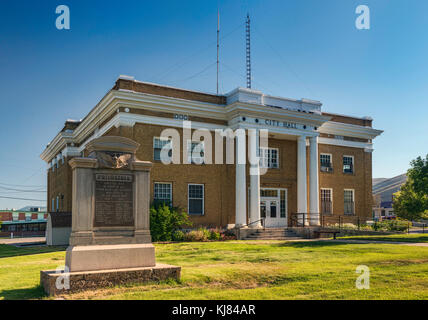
46,212,71,246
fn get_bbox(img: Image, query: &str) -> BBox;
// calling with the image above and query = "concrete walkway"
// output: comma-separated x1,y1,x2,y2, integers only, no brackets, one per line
0,237,46,246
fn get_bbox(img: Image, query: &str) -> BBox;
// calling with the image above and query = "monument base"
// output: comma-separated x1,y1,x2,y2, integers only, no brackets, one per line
40,264,181,297
65,243,156,272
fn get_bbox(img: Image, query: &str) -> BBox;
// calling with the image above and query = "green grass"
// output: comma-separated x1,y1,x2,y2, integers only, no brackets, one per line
0,241,428,300
337,234,428,243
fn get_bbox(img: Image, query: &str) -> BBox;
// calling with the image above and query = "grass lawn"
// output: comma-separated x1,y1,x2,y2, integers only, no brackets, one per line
338,234,428,243
0,240,428,300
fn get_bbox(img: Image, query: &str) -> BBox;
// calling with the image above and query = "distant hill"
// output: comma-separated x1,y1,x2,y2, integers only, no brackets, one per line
373,174,407,203
17,206,47,212
373,178,388,187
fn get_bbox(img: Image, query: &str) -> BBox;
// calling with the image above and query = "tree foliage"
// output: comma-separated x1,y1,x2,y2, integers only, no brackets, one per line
393,155,428,221
150,203,192,242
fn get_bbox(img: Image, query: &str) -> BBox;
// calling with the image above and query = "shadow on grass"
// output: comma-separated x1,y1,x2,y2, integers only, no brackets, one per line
338,236,428,243
0,285,46,300
0,244,66,259
275,240,351,248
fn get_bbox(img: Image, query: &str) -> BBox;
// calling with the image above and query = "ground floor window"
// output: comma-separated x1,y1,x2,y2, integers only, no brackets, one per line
188,184,204,215
344,189,355,215
154,182,172,206
321,188,333,215
280,190,286,218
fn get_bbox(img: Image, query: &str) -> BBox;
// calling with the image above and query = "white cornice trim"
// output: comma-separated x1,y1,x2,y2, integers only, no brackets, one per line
318,137,374,151
318,121,383,139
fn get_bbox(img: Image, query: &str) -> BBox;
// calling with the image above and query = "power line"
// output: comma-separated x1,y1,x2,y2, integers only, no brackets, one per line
0,182,46,188
0,186,46,193
252,25,316,97
171,61,217,85
152,22,244,83
0,195,45,202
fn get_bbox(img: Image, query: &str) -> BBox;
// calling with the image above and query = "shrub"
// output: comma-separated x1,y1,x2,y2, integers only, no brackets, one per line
220,229,237,240
150,203,192,242
184,228,210,242
208,229,221,241
371,220,410,232
172,230,185,242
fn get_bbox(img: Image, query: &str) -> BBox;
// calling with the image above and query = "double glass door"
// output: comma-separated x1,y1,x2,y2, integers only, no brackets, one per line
260,198,285,227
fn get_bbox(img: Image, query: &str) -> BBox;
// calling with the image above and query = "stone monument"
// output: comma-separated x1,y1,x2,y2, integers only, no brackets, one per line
41,136,180,296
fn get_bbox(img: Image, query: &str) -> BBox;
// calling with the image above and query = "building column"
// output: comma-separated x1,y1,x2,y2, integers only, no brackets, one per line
309,136,320,226
297,136,308,225
235,129,247,227
249,129,261,228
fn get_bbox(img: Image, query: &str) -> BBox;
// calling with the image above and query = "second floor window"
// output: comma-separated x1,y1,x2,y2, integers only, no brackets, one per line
260,147,279,169
153,137,172,162
343,156,354,174
187,141,205,164
320,154,332,172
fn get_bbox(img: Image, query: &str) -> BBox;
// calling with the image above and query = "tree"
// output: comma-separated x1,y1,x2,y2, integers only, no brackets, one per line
393,154,428,221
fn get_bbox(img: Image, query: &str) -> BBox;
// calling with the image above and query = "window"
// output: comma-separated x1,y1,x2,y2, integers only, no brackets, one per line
154,183,172,206
12,212,18,221
321,189,333,215
259,147,279,168
153,137,172,162
51,198,54,212
343,156,354,174
188,184,204,215
187,141,205,164
25,213,31,221
344,189,355,215
56,196,59,212
320,154,332,172
280,190,287,218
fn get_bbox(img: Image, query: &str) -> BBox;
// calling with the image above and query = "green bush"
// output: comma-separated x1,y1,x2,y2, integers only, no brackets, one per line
208,229,221,241
150,204,192,242
172,230,185,242
372,220,410,232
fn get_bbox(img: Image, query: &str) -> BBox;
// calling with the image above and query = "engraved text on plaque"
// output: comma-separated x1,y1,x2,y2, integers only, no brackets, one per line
94,173,134,227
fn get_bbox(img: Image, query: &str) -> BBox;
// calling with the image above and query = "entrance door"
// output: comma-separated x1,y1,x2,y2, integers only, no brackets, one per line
260,198,286,228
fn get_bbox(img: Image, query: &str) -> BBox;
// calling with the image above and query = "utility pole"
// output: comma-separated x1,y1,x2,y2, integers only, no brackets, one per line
246,14,251,89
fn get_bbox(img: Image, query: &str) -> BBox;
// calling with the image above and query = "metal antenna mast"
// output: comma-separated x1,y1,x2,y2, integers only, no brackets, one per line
217,10,220,94
245,14,251,89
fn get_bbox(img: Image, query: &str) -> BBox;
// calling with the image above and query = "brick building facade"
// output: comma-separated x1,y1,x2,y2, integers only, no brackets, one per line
41,76,382,229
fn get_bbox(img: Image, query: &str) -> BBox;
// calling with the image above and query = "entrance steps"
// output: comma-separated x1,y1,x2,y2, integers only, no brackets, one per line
244,228,304,240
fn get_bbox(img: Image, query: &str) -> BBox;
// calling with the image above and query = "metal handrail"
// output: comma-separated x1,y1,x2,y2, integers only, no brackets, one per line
246,218,266,230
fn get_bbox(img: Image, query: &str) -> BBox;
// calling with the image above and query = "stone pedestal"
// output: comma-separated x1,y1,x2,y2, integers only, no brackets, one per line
40,136,180,296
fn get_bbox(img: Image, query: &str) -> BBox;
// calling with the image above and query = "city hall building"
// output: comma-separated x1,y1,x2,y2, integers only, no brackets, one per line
41,76,382,229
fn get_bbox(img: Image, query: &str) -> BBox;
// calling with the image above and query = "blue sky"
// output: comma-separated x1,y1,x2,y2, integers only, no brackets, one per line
0,0,427,209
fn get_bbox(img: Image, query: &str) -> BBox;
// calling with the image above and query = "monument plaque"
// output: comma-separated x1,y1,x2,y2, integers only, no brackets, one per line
94,173,134,227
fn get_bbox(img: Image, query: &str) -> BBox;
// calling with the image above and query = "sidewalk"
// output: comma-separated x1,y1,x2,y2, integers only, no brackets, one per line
0,237,46,246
